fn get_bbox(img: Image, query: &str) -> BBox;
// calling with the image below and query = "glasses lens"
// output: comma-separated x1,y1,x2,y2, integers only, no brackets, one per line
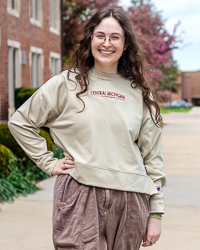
110,34,124,46
93,32,124,46
94,33,105,40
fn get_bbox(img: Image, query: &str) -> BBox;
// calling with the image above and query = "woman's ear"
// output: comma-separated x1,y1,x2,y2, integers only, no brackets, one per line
124,43,128,51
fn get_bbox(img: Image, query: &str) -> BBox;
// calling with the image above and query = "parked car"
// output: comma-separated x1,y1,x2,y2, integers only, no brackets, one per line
166,100,193,108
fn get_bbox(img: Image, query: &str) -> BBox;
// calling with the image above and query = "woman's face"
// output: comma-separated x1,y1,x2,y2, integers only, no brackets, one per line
91,16,126,74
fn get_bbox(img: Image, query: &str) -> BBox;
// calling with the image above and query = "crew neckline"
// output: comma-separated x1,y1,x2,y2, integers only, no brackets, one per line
88,67,122,80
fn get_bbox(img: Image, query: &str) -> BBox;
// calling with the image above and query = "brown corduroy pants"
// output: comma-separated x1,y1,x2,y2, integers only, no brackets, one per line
52,174,150,250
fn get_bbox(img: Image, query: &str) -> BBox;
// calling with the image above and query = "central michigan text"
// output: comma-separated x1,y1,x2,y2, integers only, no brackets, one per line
90,90,125,101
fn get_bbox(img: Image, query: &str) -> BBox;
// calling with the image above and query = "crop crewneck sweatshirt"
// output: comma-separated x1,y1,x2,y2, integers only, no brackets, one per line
8,67,166,213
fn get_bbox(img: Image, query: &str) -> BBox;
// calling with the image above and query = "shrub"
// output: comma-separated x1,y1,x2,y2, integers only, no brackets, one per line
22,159,50,181
0,157,40,204
0,123,24,159
39,129,54,152
0,123,54,166
0,145,65,205
0,144,16,178
15,86,38,109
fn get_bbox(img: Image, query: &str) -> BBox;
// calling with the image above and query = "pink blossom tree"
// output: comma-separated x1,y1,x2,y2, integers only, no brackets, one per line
127,0,181,90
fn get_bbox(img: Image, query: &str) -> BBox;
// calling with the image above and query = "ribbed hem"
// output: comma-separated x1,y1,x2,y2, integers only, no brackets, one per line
68,163,159,195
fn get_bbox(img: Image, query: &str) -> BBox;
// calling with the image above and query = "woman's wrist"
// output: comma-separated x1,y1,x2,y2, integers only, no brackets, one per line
149,213,163,219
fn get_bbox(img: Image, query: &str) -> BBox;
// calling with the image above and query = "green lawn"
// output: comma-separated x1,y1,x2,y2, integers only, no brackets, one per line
160,107,192,114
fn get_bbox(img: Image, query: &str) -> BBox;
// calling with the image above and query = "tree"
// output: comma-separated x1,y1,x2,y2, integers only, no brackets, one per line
127,0,181,90
158,59,181,92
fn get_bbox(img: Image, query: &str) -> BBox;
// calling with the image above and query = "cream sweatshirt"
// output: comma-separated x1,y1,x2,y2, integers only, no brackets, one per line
8,67,166,213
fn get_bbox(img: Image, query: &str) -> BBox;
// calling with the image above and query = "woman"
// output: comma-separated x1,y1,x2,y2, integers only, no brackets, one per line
8,6,166,250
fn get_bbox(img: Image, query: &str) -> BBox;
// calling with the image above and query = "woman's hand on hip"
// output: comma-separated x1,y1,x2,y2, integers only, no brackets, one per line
142,217,161,247
51,156,75,176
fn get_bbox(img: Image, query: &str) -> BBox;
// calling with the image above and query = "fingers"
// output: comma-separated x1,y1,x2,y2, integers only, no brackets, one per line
62,156,75,169
143,234,147,243
142,232,160,247
63,156,74,164
61,163,75,169
141,216,161,247
60,170,69,175
63,159,75,166
142,238,152,247
51,156,75,176
142,234,160,247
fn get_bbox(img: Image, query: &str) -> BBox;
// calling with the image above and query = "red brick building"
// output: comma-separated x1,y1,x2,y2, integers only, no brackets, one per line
0,0,61,122
182,71,200,106
159,71,200,106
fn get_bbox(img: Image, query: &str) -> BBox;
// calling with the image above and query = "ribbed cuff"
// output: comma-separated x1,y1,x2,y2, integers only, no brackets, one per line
37,157,59,176
150,195,165,214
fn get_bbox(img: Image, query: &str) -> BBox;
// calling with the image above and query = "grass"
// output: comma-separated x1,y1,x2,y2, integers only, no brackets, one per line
160,107,192,114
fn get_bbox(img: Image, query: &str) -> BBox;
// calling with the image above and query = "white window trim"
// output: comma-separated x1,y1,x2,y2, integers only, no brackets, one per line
8,39,20,49
30,46,43,55
7,39,21,119
49,0,60,35
49,52,61,76
7,39,22,84
50,51,60,60
29,0,43,28
30,46,44,88
30,18,42,27
50,26,60,35
7,0,21,18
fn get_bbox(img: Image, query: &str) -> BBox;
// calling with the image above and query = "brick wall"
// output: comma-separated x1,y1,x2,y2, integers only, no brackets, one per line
0,1,9,122
158,71,200,106
0,0,61,121
182,71,200,103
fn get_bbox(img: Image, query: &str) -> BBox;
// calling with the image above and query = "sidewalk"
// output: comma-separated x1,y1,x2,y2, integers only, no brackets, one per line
0,177,57,250
1,107,200,249
152,107,200,249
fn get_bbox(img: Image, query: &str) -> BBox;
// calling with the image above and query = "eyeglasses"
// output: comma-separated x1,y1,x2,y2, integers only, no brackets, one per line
91,32,125,46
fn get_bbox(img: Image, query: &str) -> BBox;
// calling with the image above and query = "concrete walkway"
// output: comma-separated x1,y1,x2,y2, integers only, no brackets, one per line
152,107,200,249
1,107,200,249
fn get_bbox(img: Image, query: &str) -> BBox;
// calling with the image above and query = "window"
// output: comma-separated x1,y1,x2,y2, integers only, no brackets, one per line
49,0,60,35
7,0,20,18
30,46,43,88
7,40,21,118
50,52,61,77
30,0,42,27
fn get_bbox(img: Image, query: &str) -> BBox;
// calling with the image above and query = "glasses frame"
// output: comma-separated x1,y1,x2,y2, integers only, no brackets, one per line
91,32,125,46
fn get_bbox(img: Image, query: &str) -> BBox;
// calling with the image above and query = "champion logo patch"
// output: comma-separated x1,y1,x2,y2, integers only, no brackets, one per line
89,90,125,102
157,187,161,191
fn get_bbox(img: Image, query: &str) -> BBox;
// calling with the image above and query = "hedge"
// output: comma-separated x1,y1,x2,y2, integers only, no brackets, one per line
0,123,54,167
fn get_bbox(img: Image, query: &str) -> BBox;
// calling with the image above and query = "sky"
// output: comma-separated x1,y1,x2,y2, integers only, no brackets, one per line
119,0,200,72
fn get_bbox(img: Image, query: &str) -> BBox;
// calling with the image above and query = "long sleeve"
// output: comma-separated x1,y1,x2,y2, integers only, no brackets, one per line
137,103,166,214
8,74,66,176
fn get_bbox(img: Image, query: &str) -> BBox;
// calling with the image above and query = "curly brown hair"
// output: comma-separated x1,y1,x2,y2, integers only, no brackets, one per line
64,6,163,128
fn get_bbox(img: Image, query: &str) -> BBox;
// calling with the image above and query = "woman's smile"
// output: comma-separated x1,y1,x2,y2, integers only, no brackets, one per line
98,49,115,56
